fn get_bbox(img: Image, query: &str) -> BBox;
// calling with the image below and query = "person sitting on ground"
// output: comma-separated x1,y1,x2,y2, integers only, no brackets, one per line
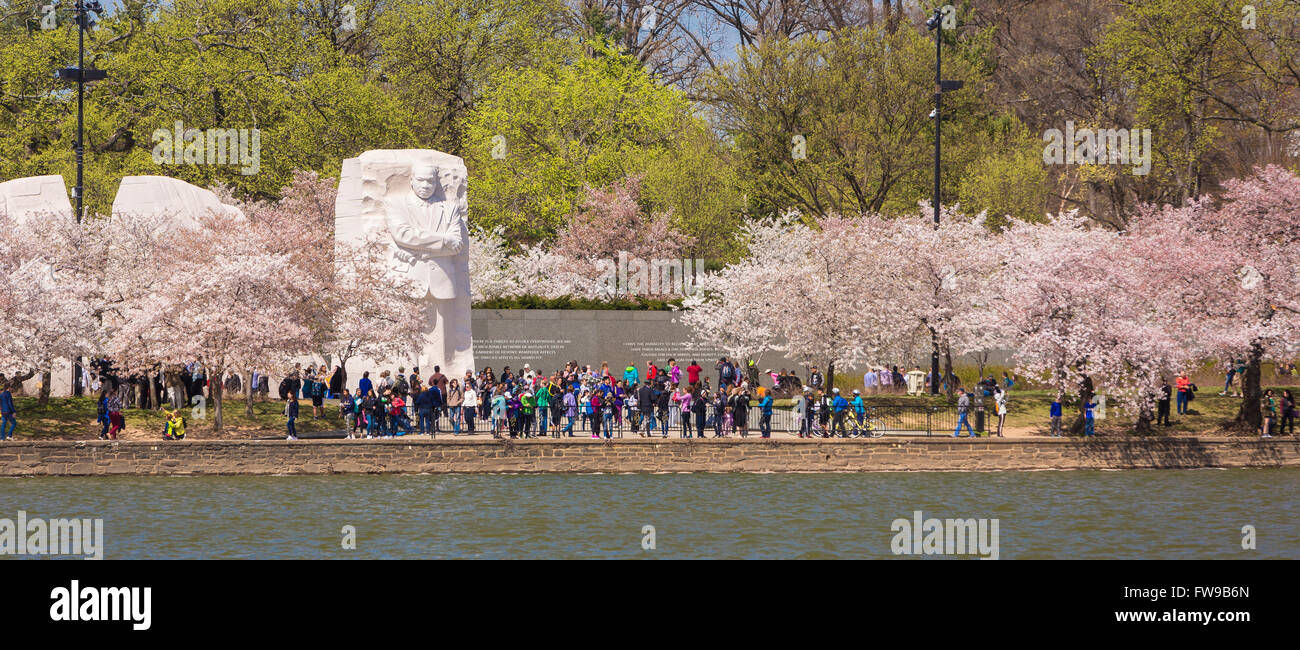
162,408,186,440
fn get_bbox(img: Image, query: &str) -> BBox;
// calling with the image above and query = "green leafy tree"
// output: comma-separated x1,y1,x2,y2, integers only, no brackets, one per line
640,122,749,261
463,37,694,243
1093,0,1300,206
375,0,564,154
702,24,1033,223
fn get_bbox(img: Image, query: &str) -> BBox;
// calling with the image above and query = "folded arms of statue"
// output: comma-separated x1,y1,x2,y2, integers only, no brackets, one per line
387,211,463,260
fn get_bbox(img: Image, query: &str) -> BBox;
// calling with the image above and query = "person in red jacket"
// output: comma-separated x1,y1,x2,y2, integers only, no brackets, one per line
686,360,702,387
1175,372,1192,415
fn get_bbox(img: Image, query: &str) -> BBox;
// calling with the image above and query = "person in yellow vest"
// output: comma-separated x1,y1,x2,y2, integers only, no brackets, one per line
162,409,186,440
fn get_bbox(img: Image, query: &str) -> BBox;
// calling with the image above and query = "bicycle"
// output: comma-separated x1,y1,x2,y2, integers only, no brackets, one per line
843,411,886,438
801,412,829,438
862,414,886,438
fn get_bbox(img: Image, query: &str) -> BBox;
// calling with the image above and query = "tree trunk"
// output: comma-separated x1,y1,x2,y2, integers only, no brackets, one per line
942,348,954,401
1069,373,1095,435
0,370,35,393
1134,387,1156,435
826,360,835,396
38,370,51,407
245,371,255,416
168,374,185,410
928,326,940,396
211,374,224,433
1235,342,1264,431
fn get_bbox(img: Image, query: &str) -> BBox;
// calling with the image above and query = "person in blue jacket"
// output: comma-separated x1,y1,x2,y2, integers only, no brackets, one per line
831,388,849,437
1083,400,1097,436
1049,399,1063,437
357,371,373,403
850,389,866,420
427,383,444,434
0,385,16,440
758,392,774,438
414,385,436,435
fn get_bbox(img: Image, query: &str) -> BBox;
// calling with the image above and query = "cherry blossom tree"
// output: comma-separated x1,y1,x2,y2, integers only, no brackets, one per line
324,236,425,382
989,212,1204,432
680,217,789,363
0,213,99,403
469,178,699,302
94,209,308,432
991,214,1117,426
468,225,518,301
867,205,1005,397
552,175,695,263
683,212,912,392
237,172,425,417
1126,165,1300,430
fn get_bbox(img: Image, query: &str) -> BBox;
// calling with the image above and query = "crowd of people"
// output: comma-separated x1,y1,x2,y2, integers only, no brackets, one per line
295,357,793,440
5,353,1289,441
288,357,1021,440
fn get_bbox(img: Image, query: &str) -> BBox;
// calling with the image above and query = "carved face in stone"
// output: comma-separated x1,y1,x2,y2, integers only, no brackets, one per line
410,164,438,201
438,167,464,201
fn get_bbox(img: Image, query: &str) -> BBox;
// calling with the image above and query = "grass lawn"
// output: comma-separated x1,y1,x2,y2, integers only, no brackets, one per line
8,396,347,441
768,387,1276,437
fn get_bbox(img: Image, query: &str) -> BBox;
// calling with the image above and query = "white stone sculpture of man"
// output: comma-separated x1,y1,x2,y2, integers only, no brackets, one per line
383,163,474,376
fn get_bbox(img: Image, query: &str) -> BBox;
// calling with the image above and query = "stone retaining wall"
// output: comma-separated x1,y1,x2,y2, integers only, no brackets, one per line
0,437,1297,475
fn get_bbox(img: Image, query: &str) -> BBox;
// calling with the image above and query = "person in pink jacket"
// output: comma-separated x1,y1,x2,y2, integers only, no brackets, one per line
672,386,693,437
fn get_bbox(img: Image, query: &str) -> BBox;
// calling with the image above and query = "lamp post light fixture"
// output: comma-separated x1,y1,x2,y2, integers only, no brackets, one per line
52,0,108,223
926,7,963,396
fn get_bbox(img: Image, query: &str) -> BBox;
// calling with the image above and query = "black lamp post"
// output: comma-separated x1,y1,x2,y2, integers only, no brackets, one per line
53,0,106,396
926,7,962,396
54,1,108,223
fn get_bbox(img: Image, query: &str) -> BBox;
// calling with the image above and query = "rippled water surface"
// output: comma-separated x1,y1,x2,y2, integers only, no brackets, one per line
2,469,1297,559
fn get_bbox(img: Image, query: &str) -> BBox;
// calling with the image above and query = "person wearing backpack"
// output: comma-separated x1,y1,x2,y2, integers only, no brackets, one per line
1175,372,1192,415
310,377,325,419
371,391,389,437
359,391,376,438
163,409,186,440
393,370,409,399
426,382,444,434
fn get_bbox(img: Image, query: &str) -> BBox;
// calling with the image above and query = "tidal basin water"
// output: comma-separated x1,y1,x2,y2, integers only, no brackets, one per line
3,468,1297,559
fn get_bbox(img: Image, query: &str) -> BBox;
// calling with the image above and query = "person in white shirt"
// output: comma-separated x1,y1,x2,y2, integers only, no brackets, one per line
994,387,1008,437
863,369,879,394
462,385,478,432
